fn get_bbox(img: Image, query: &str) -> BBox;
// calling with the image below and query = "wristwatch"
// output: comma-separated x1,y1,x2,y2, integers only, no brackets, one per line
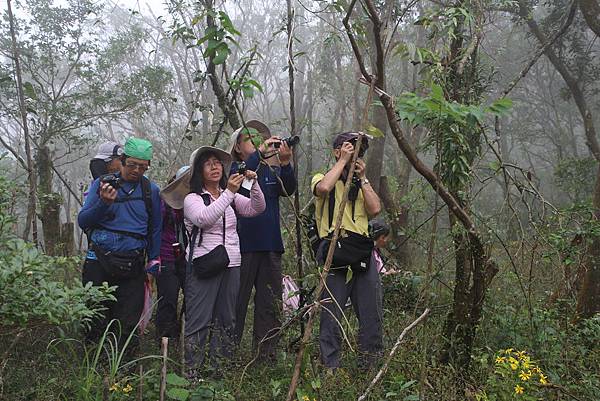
361,178,370,186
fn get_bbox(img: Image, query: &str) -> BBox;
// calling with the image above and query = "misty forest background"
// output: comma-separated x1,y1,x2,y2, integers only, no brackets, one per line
1,0,599,400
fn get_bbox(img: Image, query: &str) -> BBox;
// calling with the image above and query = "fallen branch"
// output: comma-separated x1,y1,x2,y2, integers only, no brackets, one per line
357,308,430,401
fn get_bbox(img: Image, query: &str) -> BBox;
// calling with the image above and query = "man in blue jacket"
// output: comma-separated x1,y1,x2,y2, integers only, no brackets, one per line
229,120,297,361
78,137,162,350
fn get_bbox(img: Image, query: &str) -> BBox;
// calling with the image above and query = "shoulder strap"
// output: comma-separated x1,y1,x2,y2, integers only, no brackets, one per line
187,226,199,275
191,193,226,250
200,193,211,206
328,183,336,231
141,177,153,244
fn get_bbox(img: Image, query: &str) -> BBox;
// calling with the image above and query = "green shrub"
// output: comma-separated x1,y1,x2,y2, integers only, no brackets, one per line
0,173,113,336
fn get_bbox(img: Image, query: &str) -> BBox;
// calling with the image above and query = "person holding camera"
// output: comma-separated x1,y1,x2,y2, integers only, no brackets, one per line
89,141,124,180
311,131,383,371
165,146,265,376
227,120,297,361
78,137,162,351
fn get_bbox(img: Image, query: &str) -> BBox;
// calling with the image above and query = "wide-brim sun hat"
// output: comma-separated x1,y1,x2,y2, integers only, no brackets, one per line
226,120,271,160
160,146,232,209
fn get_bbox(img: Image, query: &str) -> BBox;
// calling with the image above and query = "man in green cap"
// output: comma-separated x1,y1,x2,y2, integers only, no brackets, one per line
78,137,162,351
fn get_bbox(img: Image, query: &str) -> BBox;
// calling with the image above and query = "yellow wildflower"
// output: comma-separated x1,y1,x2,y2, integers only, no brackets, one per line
514,384,524,395
123,383,133,393
508,356,519,370
109,383,119,392
301,396,310,401
532,366,542,374
519,370,531,381
505,348,514,354
495,356,506,364
516,351,527,360
539,374,548,385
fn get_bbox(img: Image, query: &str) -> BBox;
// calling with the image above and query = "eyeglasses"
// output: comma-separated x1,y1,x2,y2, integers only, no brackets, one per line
204,160,223,168
125,162,149,171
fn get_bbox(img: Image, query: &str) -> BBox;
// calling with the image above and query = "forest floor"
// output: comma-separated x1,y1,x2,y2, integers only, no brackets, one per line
2,268,599,401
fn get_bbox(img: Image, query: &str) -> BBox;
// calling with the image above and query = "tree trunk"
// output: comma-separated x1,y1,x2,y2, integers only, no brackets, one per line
306,69,314,174
579,0,600,37
60,222,75,257
379,176,410,267
7,0,38,245
203,0,240,130
37,145,62,255
576,165,600,318
517,0,600,319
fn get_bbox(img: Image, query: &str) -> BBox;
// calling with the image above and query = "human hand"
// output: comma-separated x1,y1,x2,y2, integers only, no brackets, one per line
99,182,117,205
355,159,366,179
278,140,292,165
227,173,245,193
244,170,258,181
259,137,281,154
339,141,354,163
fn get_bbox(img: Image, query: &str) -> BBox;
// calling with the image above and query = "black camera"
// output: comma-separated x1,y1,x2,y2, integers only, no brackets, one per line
100,173,123,190
236,161,247,176
273,135,300,148
349,137,368,158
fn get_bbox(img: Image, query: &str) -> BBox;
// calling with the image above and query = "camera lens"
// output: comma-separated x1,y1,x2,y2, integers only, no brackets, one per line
237,161,247,175
283,135,300,147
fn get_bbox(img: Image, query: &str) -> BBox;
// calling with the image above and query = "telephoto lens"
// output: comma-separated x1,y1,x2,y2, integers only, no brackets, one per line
283,135,300,147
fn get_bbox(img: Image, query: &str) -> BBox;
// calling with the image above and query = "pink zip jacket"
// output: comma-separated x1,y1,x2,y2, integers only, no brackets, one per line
184,181,265,268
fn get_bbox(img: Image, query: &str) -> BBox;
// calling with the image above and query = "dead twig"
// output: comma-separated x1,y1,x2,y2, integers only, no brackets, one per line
357,309,430,401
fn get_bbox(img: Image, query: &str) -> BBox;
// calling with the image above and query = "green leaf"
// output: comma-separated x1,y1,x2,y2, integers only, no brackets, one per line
167,387,190,400
366,124,385,138
166,373,189,387
486,98,513,116
246,79,263,93
212,48,229,65
430,84,444,101
23,82,37,100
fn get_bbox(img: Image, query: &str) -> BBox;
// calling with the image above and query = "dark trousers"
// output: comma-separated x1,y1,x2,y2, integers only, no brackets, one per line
156,260,184,340
184,267,240,371
319,254,383,369
81,258,145,351
234,252,282,360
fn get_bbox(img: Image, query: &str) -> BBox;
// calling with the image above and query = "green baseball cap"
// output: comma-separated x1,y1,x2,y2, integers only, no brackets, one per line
124,137,153,160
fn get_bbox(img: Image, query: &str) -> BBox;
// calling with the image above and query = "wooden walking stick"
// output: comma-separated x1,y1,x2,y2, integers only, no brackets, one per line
160,337,169,401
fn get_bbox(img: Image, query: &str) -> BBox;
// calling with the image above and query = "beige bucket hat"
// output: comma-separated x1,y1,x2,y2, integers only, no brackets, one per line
160,146,232,209
226,120,272,161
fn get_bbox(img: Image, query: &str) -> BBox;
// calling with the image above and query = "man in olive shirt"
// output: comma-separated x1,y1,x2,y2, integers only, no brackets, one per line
311,132,382,370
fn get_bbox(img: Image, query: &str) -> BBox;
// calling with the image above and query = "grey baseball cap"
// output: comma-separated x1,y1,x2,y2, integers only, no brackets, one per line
93,142,123,161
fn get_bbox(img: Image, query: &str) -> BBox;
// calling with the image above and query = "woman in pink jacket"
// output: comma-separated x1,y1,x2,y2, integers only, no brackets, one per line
181,146,265,376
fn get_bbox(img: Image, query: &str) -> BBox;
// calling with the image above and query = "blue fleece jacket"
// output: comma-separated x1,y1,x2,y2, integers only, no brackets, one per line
231,151,296,253
78,174,162,260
